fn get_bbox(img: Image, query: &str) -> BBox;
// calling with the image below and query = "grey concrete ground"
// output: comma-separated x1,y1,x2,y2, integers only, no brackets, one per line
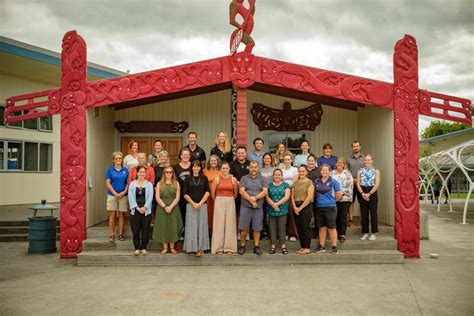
1,201,473,315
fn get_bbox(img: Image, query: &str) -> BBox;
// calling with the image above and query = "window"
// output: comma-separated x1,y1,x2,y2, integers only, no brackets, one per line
268,133,306,155
0,140,52,172
0,105,53,132
39,116,53,131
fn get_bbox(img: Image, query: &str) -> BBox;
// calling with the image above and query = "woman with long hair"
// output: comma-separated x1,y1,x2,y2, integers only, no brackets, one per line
183,161,211,256
211,162,239,254
174,148,192,230
273,143,289,168
331,157,353,242
152,150,171,226
282,153,299,242
293,140,311,167
123,140,139,170
153,166,183,254
128,164,154,255
210,131,233,163
105,152,129,242
266,168,290,254
203,155,221,235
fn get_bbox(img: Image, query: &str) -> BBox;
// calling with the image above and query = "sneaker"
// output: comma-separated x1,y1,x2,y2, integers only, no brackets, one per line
369,234,377,241
315,244,326,253
134,250,140,256
237,234,241,241
331,246,338,254
238,245,246,255
338,235,346,242
289,236,297,242
360,233,369,241
285,235,289,241
253,246,263,256
141,249,148,256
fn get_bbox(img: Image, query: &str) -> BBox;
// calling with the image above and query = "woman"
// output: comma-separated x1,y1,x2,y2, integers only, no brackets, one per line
210,131,233,163
152,150,170,226
291,165,315,254
273,143,290,168
306,154,321,182
331,157,353,242
128,152,155,185
282,153,299,242
314,164,342,254
260,152,275,239
183,161,211,256
293,140,311,167
105,152,129,242
211,162,239,254
153,166,183,254
174,148,192,229
266,169,291,254
203,155,221,234
147,139,163,166
357,154,381,241
123,140,139,170
128,165,154,255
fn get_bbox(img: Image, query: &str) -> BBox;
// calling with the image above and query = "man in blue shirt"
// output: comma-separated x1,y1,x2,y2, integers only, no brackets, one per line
317,143,337,170
247,137,264,167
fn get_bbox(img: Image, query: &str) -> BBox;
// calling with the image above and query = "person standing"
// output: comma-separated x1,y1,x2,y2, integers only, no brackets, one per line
238,161,268,255
266,168,290,254
357,154,381,241
306,154,321,182
128,165,154,256
273,143,291,168
203,155,221,235
210,131,233,163
174,148,192,231
317,143,337,170
331,157,353,242
314,164,342,254
230,146,250,227
281,153,299,242
183,161,210,257
127,152,155,185
152,150,170,225
259,152,275,240
291,165,315,254
211,162,239,254
180,131,207,168
153,166,183,254
293,140,311,167
105,152,129,242
123,140,139,170
147,139,163,166
248,137,265,167
432,174,441,204
347,140,364,227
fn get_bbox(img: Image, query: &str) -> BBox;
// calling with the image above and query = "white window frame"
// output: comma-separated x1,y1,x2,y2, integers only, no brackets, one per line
0,139,53,173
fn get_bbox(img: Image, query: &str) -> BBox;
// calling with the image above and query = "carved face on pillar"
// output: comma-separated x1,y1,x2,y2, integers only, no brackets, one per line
399,178,416,209
230,52,256,88
62,227,81,254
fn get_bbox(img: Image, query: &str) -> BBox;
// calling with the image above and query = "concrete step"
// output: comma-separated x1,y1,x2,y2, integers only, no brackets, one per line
82,236,397,252
77,249,404,266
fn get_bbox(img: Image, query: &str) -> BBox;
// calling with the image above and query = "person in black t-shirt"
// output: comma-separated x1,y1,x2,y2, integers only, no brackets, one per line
179,131,206,169
210,131,233,163
174,148,192,234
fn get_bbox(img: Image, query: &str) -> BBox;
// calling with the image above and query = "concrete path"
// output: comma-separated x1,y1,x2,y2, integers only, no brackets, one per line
1,202,473,315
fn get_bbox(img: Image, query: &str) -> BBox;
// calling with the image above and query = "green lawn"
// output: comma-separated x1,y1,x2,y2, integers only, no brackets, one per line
450,192,474,199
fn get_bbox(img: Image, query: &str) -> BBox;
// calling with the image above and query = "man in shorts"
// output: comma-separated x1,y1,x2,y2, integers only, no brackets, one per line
238,161,268,255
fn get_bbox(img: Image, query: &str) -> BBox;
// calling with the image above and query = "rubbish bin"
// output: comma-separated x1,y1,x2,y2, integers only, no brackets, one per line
28,200,58,254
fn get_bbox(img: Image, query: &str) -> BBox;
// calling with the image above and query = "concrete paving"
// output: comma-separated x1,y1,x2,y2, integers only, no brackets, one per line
1,201,473,315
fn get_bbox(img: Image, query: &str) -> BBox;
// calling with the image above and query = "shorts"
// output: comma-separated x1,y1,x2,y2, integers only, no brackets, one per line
107,195,128,212
316,206,337,229
239,206,264,231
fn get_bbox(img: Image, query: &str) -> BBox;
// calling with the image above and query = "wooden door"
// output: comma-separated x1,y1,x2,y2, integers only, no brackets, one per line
120,136,182,165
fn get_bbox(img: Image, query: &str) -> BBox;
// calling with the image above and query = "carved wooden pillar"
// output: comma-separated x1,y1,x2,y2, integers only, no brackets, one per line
393,35,420,258
230,51,256,148
59,31,88,258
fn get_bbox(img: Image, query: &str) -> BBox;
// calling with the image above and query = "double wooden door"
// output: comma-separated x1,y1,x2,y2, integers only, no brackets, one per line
120,136,182,165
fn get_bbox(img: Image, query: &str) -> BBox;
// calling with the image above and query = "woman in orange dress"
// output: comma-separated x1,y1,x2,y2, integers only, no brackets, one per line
203,155,221,236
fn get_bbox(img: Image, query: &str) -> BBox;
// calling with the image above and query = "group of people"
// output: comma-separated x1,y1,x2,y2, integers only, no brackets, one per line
105,131,381,256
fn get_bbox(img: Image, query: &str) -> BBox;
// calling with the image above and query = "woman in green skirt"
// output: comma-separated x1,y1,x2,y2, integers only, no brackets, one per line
153,166,183,254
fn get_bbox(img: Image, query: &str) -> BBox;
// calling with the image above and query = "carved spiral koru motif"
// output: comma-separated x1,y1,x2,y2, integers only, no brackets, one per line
251,101,323,132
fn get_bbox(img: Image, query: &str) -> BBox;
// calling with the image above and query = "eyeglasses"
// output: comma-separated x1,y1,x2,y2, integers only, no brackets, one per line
165,171,173,174
114,157,122,160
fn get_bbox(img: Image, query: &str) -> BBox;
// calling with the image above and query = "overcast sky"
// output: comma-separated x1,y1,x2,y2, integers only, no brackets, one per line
1,0,472,132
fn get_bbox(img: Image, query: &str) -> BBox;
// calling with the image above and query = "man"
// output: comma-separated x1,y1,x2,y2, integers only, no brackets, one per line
346,140,364,227
230,146,250,181
317,143,337,170
247,137,264,167
180,131,206,168
238,161,268,255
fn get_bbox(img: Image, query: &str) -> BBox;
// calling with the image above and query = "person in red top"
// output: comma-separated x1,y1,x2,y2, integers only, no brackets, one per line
128,152,155,185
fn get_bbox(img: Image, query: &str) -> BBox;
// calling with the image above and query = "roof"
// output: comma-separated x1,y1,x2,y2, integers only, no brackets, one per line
419,127,474,144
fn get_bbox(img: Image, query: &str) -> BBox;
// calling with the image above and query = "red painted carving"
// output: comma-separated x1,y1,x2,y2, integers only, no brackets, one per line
419,90,472,125
229,0,256,54
251,101,323,131
59,31,88,259
235,88,248,147
260,58,394,108
230,52,256,88
393,35,420,258
114,120,189,133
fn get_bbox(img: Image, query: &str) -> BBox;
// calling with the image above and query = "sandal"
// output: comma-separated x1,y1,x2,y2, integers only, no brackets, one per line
269,247,276,254
281,247,288,254
348,219,353,227
119,235,125,241
108,235,115,242
170,248,177,255
161,248,168,255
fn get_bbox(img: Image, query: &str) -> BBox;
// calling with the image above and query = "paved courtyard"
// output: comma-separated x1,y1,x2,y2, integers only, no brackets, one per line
1,201,473,315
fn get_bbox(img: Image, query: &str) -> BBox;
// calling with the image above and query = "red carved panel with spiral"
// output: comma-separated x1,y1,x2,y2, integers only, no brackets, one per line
393,35,420,258
59,31,88,258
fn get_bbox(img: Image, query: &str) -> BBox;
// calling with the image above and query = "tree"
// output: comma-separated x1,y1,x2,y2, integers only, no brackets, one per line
420,121,471,139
